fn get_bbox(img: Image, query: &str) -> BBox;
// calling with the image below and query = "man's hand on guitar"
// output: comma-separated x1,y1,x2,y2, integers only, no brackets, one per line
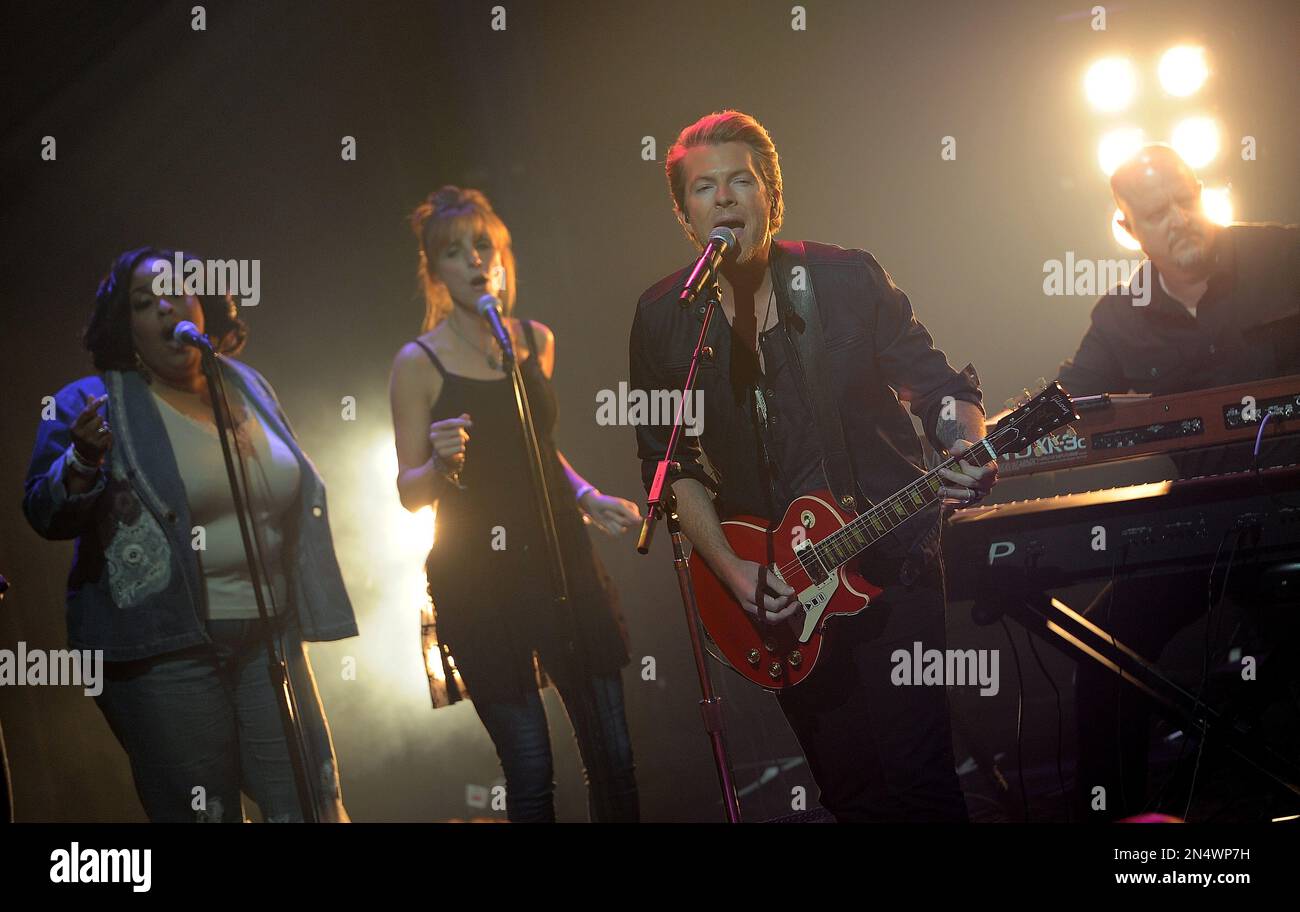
724,557,800,623
937,437,998,505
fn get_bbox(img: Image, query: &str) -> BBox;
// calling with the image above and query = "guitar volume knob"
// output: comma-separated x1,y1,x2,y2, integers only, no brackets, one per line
763,639,777,653
768,662,783,680
788,650,802,667
747,649,760,666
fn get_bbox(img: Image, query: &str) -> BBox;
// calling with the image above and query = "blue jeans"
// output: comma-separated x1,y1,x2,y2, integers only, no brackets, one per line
473,670,639,822
94,615,347,822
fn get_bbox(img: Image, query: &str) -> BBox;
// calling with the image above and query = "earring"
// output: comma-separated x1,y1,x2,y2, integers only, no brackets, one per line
134,352,153,384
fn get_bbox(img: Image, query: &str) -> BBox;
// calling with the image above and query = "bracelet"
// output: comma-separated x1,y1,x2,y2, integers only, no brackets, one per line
431,454,466,491
575,483,598,510
67,445,102,477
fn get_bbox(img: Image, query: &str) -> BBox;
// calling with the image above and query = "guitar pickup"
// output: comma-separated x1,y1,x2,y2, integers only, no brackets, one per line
793,539,829,584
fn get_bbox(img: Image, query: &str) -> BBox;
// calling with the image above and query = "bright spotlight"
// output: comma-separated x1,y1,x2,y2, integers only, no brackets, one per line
1171,116,1220,168
371,438,435,551
1085,57,1137,112
1098,127,1145,176
1159,45,1208,97
1111,208,1142,250
1201,186,1233,226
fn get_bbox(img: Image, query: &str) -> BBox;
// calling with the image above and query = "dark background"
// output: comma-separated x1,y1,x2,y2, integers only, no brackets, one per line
1,0,1296,821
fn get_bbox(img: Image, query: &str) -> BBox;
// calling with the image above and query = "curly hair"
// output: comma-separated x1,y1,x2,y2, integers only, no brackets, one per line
83,246,248,371
410,186,517,332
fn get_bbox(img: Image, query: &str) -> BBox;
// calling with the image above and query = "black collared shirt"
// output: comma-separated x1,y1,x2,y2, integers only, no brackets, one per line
752,321,824,511
630,240,982,568
1058,223,1300,397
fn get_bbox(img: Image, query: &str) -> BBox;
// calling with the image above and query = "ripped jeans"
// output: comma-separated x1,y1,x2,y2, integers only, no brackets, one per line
94,613,347,822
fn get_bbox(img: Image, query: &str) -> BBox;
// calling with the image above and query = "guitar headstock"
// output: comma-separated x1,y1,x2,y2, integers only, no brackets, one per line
989,380,1079,458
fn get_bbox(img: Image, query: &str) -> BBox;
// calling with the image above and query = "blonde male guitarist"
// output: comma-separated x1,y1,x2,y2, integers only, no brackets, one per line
630,110,996,821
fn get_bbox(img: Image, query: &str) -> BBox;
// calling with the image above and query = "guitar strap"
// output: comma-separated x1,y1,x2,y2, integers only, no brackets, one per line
771,240,862,514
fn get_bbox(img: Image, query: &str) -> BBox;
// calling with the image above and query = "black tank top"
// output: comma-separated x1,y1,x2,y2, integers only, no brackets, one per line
415,321,628,703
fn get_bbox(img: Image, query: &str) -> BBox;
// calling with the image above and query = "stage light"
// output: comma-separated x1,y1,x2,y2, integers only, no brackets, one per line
1201,186,1233,225
370,438,436,548
1085,57,1137,112
1111,207,1142,250
1171,116,1220,168
1159,45,1208,97
1097,127,1145,175
368,435,435,637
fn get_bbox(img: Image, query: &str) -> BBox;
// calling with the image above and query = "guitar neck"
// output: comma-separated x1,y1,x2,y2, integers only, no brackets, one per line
812,436,999,572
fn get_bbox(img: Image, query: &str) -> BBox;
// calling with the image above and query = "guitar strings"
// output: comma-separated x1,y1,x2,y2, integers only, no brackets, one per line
769,432,1009,583
791,392,1064,581
769,452,961,581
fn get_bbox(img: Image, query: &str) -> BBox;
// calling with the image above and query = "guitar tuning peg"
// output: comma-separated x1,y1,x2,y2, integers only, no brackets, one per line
1035,377,1047,392
1003,397,1020,411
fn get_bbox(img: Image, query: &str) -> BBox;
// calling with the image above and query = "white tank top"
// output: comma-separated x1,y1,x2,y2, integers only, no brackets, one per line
153,388,301,620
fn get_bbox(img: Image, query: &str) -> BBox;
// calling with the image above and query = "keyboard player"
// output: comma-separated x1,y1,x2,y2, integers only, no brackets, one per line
1058,144,1299,820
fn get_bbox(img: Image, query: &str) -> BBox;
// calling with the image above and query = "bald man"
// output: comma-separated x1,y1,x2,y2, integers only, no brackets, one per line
1061,145,1299,821
1059,144,1298,396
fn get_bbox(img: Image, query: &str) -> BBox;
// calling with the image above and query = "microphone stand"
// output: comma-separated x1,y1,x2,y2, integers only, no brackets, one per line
199,349,320,823
503,328,626,813
503,345,570,608
497,316,635,820
498,338,582,684
636,276,743,823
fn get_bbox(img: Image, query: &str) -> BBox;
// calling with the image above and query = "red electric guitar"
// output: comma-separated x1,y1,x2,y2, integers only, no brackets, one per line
690,381,1078,690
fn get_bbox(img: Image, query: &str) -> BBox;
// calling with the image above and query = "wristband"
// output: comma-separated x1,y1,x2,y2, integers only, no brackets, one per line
432,454,466,491
67,445,102,476
575,484,598,510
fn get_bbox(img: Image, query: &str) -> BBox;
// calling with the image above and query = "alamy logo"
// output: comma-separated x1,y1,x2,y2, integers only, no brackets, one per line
890,641,999,696
1043,254,1151,307
595,383,705,436
49,843,151,892
151,252,261,307
0,642,103,696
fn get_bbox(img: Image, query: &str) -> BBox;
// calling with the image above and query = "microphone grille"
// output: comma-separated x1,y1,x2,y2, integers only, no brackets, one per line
708,226,738,249
476,293,501,315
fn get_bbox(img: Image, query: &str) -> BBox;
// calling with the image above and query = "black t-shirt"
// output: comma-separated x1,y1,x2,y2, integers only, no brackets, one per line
720,320,828,521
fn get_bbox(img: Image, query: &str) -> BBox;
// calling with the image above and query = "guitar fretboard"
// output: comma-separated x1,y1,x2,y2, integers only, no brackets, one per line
809,436,1000,573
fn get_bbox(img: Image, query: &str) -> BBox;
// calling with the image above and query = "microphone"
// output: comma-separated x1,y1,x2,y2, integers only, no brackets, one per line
678,227,738,307
172,321,213,351
475,294,516,365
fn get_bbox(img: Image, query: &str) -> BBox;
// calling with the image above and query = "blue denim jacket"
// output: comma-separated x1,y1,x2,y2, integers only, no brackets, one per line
22,358,359,661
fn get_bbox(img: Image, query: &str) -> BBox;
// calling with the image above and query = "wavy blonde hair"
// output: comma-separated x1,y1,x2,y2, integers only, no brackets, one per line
666,110,785,245
410,186,517,331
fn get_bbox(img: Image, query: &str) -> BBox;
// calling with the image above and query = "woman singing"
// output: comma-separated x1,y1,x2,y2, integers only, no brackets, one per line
23,247,356,822
390,187,641,822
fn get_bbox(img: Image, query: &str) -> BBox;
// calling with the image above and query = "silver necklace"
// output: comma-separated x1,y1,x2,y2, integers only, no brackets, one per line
760,283,775,336
447,314,502,371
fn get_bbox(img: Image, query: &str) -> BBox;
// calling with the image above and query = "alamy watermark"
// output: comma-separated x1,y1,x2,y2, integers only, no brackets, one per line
890,641,999,696
1043,254,1151,307
151,251,261,307
596,383,705,436
49,843,151,892
0,642,103,696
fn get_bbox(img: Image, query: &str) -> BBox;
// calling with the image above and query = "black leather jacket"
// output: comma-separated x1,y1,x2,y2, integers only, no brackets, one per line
630,239,982,581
